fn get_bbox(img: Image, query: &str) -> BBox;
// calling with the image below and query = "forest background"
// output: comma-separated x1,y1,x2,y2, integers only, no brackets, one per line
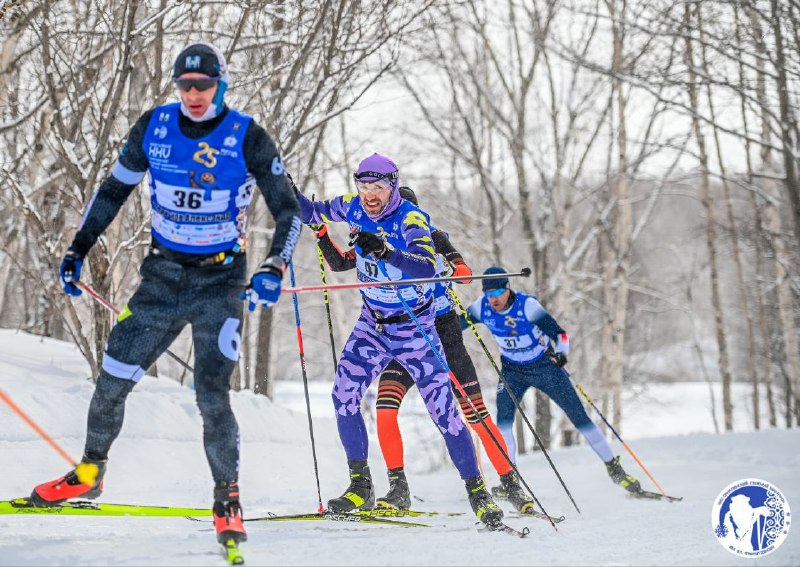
0,0,797,453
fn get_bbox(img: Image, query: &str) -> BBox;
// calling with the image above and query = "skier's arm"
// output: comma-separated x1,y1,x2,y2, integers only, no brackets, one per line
243,121,302,266
384,209,437,278
431,229,472,283
459,298,483,330
69,111,152,255
524,296,569,354
291,180,353,226
313,224,357,272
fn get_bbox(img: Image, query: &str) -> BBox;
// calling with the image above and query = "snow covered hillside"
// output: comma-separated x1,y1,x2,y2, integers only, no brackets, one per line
0,329,798,566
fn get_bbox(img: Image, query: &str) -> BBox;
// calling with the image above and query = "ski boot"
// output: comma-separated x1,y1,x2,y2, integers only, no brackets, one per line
465,476,504,527
497,471,535,514
605,455,642,494
327,460,375,513
30,455,107,506
375,467,411,510
213,481,247,544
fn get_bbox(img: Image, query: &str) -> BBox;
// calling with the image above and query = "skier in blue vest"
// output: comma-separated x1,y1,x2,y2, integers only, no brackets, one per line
462,266,642,497
30,43,302,546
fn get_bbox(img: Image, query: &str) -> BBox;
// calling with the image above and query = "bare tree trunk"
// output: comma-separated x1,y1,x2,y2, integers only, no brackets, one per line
769,0,800,247
684,3,734,430
603,0,632,431
699,12,759,429
534,390,552,450
746,5,780,429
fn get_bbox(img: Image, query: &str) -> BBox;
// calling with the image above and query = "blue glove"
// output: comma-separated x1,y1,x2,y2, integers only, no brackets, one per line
59,247,84,297
241,257,284,312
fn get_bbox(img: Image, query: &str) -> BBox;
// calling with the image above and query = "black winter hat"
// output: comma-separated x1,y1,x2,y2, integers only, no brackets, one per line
173,43,222,78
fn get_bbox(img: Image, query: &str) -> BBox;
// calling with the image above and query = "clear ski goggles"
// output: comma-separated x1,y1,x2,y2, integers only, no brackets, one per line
484,288,507,298
173,77,220,92
353,170,398,194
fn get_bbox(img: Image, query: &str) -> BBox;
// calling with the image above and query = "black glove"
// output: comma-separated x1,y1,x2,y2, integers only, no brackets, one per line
350,231,391,259
552,351,568,368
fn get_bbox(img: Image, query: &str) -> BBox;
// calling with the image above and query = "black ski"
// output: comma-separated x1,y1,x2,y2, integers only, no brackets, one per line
355,509,463,519
491,488,565,523
512,509,566,523
478,521,530,538
244,511,431,528
629,489,683,502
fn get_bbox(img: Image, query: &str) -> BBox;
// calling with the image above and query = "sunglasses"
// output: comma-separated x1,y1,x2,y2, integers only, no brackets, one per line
173,77,220,92
484,288,507,298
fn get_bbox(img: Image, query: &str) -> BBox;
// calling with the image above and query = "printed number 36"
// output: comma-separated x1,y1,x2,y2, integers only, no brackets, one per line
174,190,202,209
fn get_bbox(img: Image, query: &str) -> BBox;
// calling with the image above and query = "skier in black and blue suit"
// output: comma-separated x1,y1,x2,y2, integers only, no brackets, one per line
462,266,643,497
31,42,302,546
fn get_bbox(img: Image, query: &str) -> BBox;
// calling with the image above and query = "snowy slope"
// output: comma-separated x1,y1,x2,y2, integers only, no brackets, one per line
0,329,798,566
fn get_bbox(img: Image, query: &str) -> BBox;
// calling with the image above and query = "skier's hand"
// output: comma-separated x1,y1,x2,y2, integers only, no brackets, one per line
452,260,473,284
59,247,84,297
350,231,391,259
310,223,327,239
436,257,454,278
241,257,285,312
550,332,570,367
552,351,568,367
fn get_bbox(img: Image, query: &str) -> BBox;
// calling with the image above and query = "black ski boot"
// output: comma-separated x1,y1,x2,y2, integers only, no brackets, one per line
465,476,504,527
498,471,535,514
327,460,375,513
605,456,642,493
375,467,411,510
213,481,247,544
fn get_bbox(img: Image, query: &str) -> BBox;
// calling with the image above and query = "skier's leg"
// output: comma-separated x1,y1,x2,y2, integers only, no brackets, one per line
187,258,248,542
435,311,512,477
328,310,391,512
376,361,413,470
393,318,478,480
526,357,614,461
375,361,414,509
393,315,503,525
332,312,390,460
32,256,185,504
528,357,641,491
495,360,531,466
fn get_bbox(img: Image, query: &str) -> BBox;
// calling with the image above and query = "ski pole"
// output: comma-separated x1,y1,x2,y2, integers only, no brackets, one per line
312,227,339,374
0,388,77,467
282,268,531,295
77,282,194,375
376,260,558,531
288,260,325,513
450,289,582,514
556,361,669,497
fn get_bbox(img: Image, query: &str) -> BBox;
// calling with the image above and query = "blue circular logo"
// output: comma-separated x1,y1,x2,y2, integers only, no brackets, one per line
712,478,791,557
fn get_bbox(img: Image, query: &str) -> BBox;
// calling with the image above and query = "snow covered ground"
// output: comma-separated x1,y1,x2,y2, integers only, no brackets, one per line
0,329,798,566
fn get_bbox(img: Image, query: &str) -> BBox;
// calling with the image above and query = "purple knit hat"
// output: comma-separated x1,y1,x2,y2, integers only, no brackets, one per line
354,153,401,220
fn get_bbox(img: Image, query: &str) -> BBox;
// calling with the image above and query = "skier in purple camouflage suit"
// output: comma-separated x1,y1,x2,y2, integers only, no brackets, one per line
293,154,503,527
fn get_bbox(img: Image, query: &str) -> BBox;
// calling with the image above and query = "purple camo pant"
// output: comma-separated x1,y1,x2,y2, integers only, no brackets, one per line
333,305,480,480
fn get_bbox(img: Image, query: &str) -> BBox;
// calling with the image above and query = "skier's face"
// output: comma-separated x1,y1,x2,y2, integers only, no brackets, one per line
175,72,219,118
356,180,392,216
486,288,511,311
